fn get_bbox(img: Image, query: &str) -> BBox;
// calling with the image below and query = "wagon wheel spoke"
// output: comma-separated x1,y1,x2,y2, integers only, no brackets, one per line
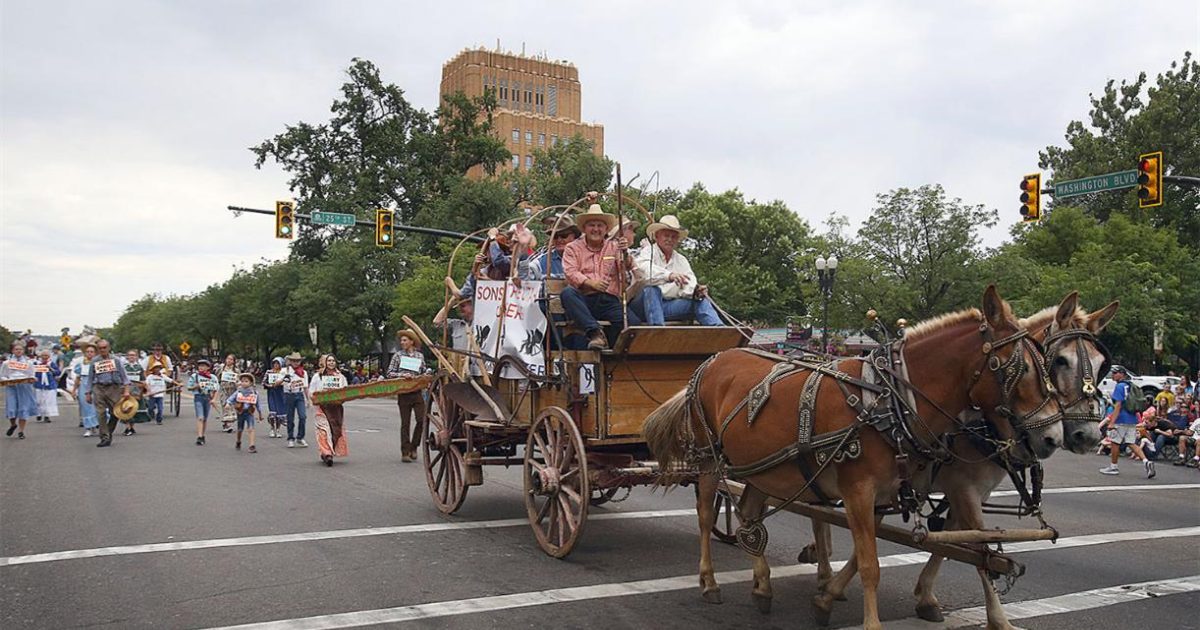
534,494,554,525
560,467,580,482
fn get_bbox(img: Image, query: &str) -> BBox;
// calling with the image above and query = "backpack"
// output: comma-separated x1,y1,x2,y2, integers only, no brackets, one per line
1120,381,1147,414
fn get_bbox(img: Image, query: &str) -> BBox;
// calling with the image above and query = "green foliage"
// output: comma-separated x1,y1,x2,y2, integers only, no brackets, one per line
1040,51,1199,244
512,135,614,207
0,325,16,351
672,185,818,324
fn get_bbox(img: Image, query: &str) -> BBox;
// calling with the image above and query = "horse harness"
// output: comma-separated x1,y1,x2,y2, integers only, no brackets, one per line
684,318,1055,555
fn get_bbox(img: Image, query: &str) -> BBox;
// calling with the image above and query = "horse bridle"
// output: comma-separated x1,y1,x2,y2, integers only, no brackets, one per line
1041,327,1112,423
965,322,1058,433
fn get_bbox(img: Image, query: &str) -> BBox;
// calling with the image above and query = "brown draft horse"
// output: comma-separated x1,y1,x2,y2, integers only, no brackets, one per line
804,294,1118,629
644,286,1060,630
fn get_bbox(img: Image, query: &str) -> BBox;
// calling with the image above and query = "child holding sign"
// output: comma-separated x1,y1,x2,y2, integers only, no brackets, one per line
225,373,263,453
309,354,348,466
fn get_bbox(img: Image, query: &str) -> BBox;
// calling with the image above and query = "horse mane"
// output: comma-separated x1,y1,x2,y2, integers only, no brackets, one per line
903,308,983,341
1019,305,1087,331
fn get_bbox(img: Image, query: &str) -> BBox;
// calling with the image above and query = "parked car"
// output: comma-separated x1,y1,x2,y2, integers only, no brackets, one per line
1097,365,1180,399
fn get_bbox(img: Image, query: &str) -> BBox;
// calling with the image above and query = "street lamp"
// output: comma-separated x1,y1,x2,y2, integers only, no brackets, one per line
815,254,839,355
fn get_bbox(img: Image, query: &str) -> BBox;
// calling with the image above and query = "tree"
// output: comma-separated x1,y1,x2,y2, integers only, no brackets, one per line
513,135,614,207
1040,51,1199,244
835,185,998,324
672,185,818,324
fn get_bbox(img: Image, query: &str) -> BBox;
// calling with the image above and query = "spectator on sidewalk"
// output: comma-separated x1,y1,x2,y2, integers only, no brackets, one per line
1099,367,1152,477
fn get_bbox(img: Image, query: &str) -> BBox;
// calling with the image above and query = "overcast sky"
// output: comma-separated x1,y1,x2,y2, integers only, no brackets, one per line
1,1,1195,334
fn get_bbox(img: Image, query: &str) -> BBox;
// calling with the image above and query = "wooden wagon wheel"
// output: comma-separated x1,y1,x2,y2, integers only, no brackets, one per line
524,406,589,558
422,377,469,514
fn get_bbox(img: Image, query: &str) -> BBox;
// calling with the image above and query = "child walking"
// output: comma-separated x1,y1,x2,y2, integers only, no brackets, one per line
226,373,263,453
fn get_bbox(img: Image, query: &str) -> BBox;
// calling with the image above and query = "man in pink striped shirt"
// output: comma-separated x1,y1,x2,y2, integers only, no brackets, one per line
561,205,633,350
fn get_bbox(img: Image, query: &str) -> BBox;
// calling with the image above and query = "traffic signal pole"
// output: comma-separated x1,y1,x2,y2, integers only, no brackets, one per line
227,205,484,243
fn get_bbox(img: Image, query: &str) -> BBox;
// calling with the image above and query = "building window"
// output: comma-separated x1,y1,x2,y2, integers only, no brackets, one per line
525,130,533,145
526,89,532,104
550,134,558,146
499,78,508,102
525,155,533,169
512,155,520,170
538,133,545,146
548,85,557,117
512,128,520,143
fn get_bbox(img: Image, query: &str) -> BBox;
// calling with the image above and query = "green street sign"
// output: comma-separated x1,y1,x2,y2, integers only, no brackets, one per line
310,211,357,226
1052,170,1138,198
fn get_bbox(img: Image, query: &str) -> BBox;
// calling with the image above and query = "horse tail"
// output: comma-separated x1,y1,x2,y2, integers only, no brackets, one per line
643,388,693,485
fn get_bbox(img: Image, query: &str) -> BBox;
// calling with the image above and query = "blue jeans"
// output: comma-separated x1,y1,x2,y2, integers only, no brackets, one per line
194,395,211,420
284,392,307,440
560,286,624,343
629,286,722,326
147,397,164,422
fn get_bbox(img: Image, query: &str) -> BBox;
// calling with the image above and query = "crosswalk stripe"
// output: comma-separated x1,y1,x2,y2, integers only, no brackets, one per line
198,527,1200,630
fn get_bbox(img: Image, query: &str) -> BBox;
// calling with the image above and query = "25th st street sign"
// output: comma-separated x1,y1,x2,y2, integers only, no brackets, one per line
309,211,357,226
1052,170,1138,198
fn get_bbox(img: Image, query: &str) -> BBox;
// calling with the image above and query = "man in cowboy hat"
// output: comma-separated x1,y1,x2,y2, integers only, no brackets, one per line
561,204,633,350
87,339,132,447
282,352,310,448
629,215,722,327
532,214,580,279
388,329,427,462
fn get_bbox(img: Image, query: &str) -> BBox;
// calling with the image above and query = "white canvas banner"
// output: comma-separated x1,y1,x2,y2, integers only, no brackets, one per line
473,280,547,378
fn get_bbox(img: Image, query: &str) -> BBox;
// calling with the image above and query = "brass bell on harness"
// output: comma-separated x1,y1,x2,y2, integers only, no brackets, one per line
866,309,878,322
896,318,908,329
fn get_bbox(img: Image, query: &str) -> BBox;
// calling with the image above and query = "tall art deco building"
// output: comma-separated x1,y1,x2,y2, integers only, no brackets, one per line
440,47,605,177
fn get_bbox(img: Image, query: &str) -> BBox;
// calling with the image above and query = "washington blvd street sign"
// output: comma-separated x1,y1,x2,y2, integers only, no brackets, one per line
1053,170,1138,198
310,211,357,226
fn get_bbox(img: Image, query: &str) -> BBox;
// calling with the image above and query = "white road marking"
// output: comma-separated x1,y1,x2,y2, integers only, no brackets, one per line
992,482,1200,498
2,483,1196,568
200,527,1200,630
0,509,693,567
839,574,1200,630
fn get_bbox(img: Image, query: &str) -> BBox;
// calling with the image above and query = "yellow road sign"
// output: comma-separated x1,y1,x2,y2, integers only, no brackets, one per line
179,341,191,356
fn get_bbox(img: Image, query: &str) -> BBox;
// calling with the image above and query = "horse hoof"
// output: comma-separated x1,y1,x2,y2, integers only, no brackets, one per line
752,593,773,614
811,597,832,626
916,603,944,622
797,543,819,564
701,589,723,605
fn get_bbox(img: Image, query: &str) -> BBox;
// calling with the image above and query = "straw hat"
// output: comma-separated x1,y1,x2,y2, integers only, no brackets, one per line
237,372,255,382
113,395,139,421
396,329,422,347
607,217,641,239
285,352,303,361
646,215,689,240
195,358,212,366
574,204,618,231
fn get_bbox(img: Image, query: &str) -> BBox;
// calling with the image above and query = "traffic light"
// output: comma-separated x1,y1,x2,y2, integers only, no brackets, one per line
375,208,394,247
1019,173,1041,222
1137,151,1163,208
275,201,295,239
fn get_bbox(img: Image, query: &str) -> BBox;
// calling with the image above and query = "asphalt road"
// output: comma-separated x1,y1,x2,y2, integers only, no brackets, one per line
1,394,1197,629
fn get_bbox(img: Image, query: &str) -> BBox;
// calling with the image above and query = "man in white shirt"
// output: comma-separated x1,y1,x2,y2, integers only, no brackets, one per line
629,215,722,326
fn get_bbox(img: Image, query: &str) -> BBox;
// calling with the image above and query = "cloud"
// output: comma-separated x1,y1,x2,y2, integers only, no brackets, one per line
2,0,1195,331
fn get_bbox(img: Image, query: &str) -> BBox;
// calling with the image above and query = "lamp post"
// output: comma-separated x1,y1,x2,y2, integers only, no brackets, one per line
815,254,838,355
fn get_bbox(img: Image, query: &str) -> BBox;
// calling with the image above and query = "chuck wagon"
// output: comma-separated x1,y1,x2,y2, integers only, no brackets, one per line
408,190,750,557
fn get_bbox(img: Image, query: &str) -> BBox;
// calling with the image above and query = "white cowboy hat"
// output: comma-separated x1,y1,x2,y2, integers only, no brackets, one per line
574,204,618,231
606,217,641,239
646,215,689,241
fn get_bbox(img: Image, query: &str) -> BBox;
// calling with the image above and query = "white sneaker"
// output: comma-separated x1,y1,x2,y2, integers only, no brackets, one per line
1145,460,1156,479
297,439,308,447
286,439,296,448
1099,464,1120,475
83,429,92,437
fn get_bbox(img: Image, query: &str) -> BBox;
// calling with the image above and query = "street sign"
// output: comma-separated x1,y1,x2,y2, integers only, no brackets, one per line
60,334,71,348
310,211,356,226
179,341,191,356
1052,170,1138,198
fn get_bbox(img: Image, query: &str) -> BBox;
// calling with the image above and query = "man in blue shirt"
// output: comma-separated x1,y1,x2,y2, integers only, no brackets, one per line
87,339,131,447
1100,367,1150,476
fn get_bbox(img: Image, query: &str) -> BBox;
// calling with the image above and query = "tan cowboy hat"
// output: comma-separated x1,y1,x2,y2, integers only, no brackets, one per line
237,372,255,381
574,204,618,231
646,215,689,240
285,352,303,361
396,329,422,347
113,395,139,421
607,217,641,239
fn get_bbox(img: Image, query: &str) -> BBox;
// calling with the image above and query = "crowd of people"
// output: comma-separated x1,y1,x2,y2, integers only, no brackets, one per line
1,333,429,468
1098,367,1200,478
